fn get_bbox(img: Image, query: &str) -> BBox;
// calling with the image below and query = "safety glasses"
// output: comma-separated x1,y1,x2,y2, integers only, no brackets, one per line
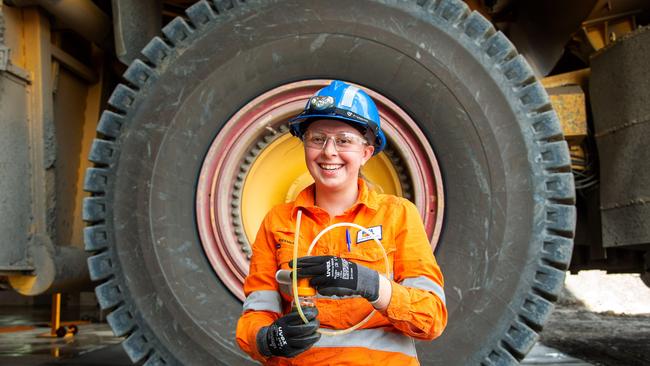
302,130,368,152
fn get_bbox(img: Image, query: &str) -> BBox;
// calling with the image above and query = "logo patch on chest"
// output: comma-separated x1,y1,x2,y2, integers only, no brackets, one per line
356,225,382,243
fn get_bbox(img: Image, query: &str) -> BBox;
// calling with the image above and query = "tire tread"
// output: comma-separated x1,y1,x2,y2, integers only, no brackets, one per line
187,0,218,27
533,264,565,300
212,0,239,13
83,2,240,366
161,17,194,45
540,141,572,172
95,279,123,309
436,0,469,23
84,225,109,251
434,0,575,364
88,139,116,165
107,305,136,337
97,111,124,139
463,11,493,41
82,197,106,222
541,235,573,270
517,83,552,113
531,110,564,142
502,55,535,86
483,32,516,63
141,37,172,66
519,293,554,331
123,59,157,89
84,167,109,193
87,252,114,281
545,203,576,237
544,172,575,204
122,329,152,363
108,85,137,113
503,320,538,358
482,344,519,366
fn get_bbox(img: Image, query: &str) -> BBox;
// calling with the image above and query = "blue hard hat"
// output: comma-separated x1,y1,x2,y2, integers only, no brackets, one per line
289,80,387,155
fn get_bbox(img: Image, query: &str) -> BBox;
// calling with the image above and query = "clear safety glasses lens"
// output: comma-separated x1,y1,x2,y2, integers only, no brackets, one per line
303,131,368,152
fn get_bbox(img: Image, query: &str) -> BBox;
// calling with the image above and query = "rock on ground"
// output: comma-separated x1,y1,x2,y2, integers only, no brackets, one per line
539,271,650,366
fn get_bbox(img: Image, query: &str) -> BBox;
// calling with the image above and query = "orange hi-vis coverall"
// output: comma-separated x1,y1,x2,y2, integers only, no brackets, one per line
236,179,447,365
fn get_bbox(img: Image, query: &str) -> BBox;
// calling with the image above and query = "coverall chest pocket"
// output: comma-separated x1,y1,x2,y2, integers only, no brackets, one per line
341,241,395,275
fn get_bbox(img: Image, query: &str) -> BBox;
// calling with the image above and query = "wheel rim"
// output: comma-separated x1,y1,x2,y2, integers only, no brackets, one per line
196,80,444,300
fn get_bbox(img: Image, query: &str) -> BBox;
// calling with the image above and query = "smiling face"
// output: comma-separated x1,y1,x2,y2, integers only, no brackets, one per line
303,119,375,194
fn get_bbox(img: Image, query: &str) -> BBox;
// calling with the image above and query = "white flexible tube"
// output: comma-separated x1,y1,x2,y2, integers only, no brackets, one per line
291,210,390,336
291,210,305,321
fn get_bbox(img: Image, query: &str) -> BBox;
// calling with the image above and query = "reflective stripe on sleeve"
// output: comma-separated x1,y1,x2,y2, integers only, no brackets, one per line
400,276,446,305
242,290,282,313
314,328,417,357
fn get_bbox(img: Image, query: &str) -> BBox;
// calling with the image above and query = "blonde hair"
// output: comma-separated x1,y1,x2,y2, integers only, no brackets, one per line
359,171,382,193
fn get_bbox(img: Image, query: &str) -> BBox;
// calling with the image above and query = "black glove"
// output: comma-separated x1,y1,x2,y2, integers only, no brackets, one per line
292,256,380,301
257,307,321,358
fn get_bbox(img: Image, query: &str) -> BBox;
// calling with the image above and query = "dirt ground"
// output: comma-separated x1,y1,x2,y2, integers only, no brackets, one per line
539,271,650,366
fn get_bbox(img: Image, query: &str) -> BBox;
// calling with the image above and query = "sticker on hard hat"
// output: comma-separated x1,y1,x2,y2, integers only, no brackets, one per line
356,225,382,243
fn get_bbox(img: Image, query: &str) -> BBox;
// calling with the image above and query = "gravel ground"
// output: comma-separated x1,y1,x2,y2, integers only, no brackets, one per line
539,271,650,366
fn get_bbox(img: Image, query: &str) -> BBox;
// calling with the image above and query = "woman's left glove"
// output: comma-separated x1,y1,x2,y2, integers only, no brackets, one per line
292,256,379,301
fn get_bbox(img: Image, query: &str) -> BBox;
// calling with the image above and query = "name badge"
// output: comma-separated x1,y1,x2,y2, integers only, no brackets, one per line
356,225,382,243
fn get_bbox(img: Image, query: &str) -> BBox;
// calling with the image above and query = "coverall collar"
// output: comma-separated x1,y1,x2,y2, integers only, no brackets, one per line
292,178,379,218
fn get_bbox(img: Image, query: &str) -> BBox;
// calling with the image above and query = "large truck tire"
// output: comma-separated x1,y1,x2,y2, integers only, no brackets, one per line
83,0,575,365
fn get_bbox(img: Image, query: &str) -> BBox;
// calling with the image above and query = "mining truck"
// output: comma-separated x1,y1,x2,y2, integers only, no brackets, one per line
1,0,649,364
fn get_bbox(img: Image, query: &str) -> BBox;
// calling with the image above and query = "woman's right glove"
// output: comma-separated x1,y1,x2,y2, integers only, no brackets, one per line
293,256,380,301
256,307,321,358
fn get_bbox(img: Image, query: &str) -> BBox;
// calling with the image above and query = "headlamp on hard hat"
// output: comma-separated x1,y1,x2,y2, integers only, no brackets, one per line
309,96,335,111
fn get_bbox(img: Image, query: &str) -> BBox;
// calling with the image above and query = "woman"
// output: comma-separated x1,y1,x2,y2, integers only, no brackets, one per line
236,80,447,365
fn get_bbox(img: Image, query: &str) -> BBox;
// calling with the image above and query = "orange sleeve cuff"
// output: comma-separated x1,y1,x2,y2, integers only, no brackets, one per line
236,310,277,363
383,281,447,340
385,281,410,319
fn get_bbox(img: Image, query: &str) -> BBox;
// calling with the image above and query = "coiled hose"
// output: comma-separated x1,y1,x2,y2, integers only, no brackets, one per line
291,210,390,336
